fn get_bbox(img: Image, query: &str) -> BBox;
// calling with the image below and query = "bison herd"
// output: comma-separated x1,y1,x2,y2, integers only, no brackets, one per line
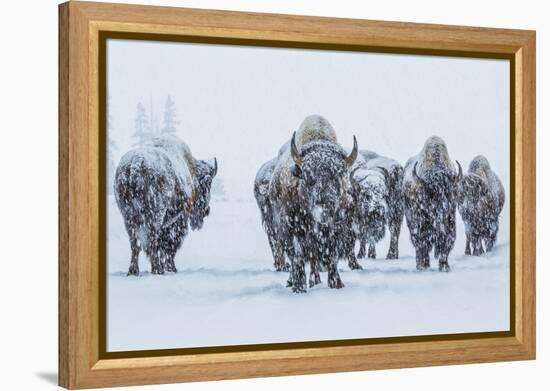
114,114,505,293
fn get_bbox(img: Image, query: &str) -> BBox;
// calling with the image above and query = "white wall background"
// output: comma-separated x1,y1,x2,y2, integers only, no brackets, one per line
0,0,546,390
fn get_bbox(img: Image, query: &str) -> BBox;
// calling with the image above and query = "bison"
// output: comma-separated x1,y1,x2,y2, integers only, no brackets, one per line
268,114,358,292
253,156,289,271
402,136,462,272
457,155,505,255
340,160,386,268
342,150,404,265
114,135,217,276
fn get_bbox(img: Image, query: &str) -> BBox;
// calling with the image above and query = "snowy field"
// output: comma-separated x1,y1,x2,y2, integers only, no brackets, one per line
107,195,509,352
106,40,510,352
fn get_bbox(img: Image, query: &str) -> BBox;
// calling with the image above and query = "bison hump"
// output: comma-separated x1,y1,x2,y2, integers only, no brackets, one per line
295,114,337,148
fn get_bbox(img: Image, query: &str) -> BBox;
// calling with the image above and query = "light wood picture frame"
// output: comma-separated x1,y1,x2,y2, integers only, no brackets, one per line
58,1,536,389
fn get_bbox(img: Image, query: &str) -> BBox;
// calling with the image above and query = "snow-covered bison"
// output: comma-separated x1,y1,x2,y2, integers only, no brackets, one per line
268,114,358,292
402,136,462,272
457,155,505,255
253,156,289,271
342,150,404,266
114,135,217,276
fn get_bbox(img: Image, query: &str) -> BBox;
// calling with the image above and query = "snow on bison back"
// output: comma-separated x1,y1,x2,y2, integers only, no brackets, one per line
457,155,505,256
114,135,217,276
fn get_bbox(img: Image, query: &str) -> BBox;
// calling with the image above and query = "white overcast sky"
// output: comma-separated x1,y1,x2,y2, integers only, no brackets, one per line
107,39,509,199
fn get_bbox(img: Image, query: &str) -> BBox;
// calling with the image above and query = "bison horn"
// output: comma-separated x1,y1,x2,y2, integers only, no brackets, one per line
349,166,361,185
455,160,463,183
345,136,358,167
290,132,302,166
212,157,218,176
413,162,427,187
376,166,390,182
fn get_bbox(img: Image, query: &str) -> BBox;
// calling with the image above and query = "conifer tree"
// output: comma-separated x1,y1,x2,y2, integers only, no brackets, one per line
161,95,180,135
132,102,152,147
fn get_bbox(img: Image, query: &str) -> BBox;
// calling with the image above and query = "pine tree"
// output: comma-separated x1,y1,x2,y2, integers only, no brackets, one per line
161,95,180,135
132,102,152,147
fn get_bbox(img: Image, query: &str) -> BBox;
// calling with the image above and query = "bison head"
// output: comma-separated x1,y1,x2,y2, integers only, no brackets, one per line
350,167,387,223
412,160,462,222
457,172,498,220
189,158,217,230
290,132,358,225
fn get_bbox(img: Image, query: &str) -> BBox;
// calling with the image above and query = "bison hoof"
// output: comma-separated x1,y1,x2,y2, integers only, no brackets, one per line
127,269,139,277
416,263,428,271
286,278,293,287
348,261,363,271
439,263,451,272
328,278,344,289
165,266,177,273
275,262,290,272
386,252,398,260
151,267,165,275
292,284,307,293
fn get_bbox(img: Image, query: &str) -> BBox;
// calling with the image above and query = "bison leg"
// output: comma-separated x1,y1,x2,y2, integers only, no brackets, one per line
348,257,363,271
127,236,140,276
438,254,451,272
386,228,400,259
485,236,495,252
415,254,424,270
150,249,165,275
485,219,498,252
309,258,322,288
327,260,344,289
465,233,472,255
423,254,431,269
273,241,289,272
367,243,376,259
386,209,403,260
416,249,430,270
357,238,367,259
289,257,307,293
345,237,363,270
472,235,484,256
165,254,177,273
151,260,164,274
407,213,431,270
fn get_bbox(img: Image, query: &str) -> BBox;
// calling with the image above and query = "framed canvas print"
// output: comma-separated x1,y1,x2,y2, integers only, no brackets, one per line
58,1,536,389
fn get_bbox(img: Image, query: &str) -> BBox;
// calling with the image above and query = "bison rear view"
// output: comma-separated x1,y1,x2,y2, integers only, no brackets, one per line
114,135,217,276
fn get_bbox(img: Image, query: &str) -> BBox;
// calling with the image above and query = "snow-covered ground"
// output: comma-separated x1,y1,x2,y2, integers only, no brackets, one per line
107,195,509,352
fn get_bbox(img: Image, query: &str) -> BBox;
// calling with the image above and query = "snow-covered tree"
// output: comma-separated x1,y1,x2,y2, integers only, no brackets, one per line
161,95,180,135
132,102,152,147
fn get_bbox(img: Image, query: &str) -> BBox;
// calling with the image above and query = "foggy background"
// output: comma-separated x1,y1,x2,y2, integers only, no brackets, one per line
107,39,510,199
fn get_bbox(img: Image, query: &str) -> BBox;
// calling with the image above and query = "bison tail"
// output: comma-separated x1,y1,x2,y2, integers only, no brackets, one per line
115,157,153,230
